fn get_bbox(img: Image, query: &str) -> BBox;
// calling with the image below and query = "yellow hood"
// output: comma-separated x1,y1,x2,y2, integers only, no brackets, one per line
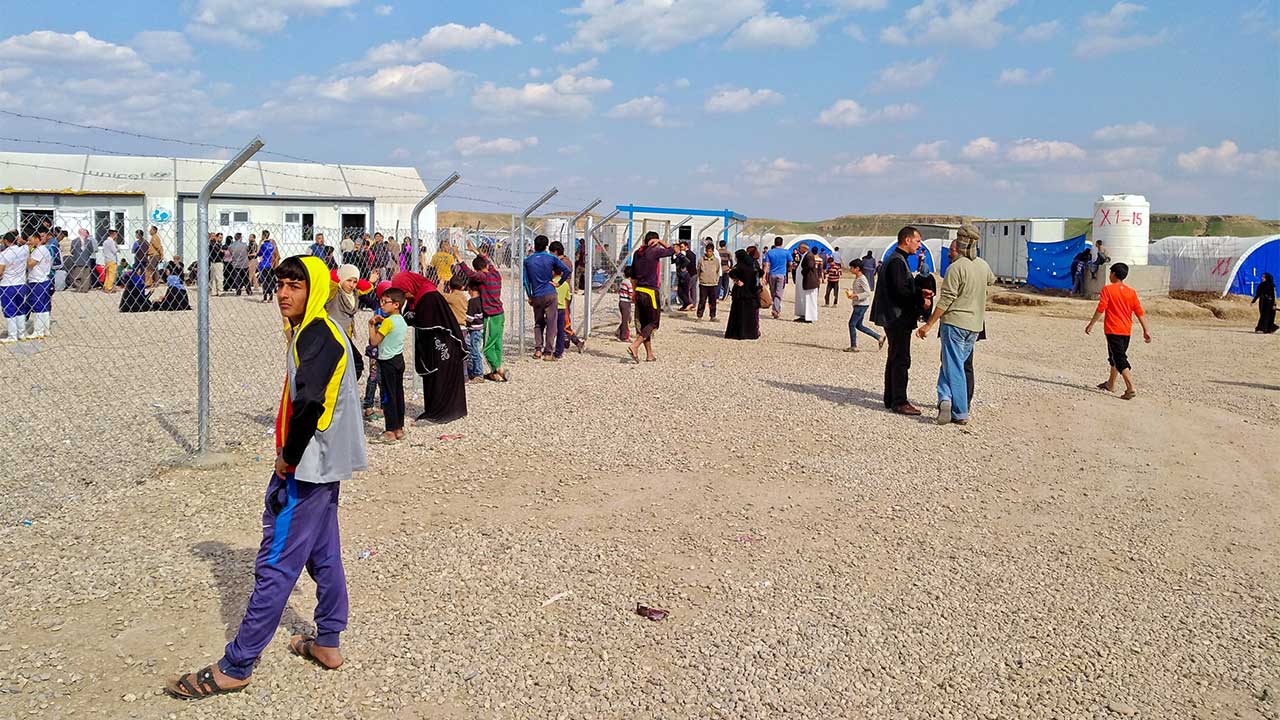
294,255,335,333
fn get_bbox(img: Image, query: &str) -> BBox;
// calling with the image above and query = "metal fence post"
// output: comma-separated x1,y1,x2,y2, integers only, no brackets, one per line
517,187,557,357
197,136,264,455
410,172,460,273
568,198,600,333
584,209,621,333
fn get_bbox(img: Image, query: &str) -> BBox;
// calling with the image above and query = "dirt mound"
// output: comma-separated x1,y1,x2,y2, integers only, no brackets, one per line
989,291,1048,307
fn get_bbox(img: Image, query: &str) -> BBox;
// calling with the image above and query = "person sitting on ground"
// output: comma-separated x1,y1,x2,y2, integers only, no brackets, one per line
151,271,192,311
1085,262,1153,400
118,268,152,313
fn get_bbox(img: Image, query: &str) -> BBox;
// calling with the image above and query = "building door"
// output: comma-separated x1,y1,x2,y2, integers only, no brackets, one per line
340,213,366,243
302,213,315,245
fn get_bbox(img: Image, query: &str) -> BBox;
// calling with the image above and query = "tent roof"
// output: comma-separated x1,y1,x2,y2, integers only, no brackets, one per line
0,151,427,201
1149,234,1280,296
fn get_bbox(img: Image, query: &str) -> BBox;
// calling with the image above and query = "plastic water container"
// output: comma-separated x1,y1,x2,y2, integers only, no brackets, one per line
1093,194,1150,266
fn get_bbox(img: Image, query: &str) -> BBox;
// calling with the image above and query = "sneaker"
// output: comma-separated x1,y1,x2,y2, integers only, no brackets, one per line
878,336,887,350
937,399,952,425
842,346,859,353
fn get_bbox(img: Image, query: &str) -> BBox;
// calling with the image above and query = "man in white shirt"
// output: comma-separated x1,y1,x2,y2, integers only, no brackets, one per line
25,231,54,338
0,230,31,342
100,229,120,293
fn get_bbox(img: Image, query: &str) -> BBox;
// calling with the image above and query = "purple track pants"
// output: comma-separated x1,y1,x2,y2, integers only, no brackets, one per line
219,473,348,680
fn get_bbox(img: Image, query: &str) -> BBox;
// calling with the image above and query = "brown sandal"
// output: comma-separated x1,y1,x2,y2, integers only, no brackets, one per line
163,665,247,700
289,635,343,670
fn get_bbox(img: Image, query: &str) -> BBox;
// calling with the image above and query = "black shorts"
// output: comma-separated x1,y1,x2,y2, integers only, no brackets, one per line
1105,333,1131,372
635,286,661,339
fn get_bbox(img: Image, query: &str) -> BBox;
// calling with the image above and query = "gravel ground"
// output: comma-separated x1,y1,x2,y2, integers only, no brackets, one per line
0,284,1277,720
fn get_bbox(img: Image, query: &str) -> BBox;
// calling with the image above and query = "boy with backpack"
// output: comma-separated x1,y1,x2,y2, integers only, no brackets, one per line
1085,262,1153,400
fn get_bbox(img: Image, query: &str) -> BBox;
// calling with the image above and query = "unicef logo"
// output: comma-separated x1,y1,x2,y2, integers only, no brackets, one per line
151,207,172,224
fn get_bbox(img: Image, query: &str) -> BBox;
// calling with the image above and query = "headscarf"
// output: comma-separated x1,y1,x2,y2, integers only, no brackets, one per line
340,237,355,254
1260,273,1275,296
734,249,751,268
326,264,362,330
389,271,438,302
165,274,184,290
956,224,980,260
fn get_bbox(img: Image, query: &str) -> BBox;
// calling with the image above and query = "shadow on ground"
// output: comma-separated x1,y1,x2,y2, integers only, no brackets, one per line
192,541,310,641
1209,379,1280,392
760,378,882,408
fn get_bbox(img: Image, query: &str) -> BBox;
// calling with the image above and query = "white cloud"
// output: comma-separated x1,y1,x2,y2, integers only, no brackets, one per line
492,164,541,178
911,140,946,159
558,57,598,75
705,87,784,113
1176,140,1280,175
316,62,455,101
922,160,977,181
473,81,593,116
817,99,868,127
878,103,920,121
1082,1,1145,32
533,34,547,43
844,24,866,41
454,135,539,156
1075,3,1168,57
388,147,411,160
1006,138,1087,163
674,77,691,88
1075,29,1169,58
834,153,895,176
551,73,613,94
1097,146,1162,169
361,23,519,65
726,13,819,49
816,99,918,127
961,136,1000,159
374,4,393,15
996,67,1053,86
523,67,543,79
0,67,33,84
1019,19,1059,42
130,31,194,64
1092,122,1159,143
186,0,359,46
605,96,675,127
558,144,583,155
743,157,803,187
560,0,765,52
829,0,888,8
873,57,940,91
881,0,1017,49
0,30,146,71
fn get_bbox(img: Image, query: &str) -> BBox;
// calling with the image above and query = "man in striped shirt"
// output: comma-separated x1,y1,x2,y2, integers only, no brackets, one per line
452,253,508,381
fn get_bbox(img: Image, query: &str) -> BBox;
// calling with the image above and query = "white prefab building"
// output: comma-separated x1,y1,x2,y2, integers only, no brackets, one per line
974,218,1067,281
0,151,434,261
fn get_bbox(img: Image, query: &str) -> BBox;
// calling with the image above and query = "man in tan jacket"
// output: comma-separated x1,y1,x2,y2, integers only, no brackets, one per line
917,224,996,426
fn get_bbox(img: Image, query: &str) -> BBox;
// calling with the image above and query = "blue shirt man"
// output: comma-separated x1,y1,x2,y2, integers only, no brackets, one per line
764,245,792,277
522,234,572,358
522,247,571,299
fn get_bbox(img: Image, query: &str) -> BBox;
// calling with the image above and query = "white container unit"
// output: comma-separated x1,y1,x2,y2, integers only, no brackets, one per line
1092,194,1150,266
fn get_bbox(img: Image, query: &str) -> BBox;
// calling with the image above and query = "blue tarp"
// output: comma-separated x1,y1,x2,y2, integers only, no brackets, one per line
882,245,935,273
1027,233,1088,290
1231,237,1280,296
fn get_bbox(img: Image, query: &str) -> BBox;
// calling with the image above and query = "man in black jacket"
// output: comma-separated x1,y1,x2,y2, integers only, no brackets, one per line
871,226,934,415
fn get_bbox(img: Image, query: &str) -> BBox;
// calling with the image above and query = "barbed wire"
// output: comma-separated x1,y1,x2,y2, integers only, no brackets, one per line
0,113,609,220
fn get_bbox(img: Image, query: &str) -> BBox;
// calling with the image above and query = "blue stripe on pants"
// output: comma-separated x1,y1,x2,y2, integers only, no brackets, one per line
220,473,348,680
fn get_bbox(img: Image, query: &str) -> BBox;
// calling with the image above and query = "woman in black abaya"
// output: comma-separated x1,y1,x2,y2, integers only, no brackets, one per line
1253,272,1277,334
725,249,761,341
390,272,468,423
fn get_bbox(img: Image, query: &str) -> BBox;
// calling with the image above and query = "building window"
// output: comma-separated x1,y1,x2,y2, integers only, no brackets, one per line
218,211,231,226
1020,225,1026,236
233,211,249,223
1003,225,1009,236
285,213,301,224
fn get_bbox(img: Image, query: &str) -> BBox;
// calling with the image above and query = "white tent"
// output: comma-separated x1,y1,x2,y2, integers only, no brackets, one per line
1149,235,1280,297
839,236,938,273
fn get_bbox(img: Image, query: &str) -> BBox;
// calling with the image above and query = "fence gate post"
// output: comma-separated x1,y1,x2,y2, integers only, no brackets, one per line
410,172,460,273
197,137,263,455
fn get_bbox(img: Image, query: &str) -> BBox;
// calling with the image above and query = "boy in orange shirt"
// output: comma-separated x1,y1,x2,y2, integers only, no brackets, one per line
1085,262,1153,399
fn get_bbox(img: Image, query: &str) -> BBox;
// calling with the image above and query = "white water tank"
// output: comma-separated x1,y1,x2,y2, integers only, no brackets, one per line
1092,194,1151,266
541,217,571,246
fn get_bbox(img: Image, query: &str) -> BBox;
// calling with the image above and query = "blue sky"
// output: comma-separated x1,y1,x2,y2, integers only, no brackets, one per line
0,0,1276,220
